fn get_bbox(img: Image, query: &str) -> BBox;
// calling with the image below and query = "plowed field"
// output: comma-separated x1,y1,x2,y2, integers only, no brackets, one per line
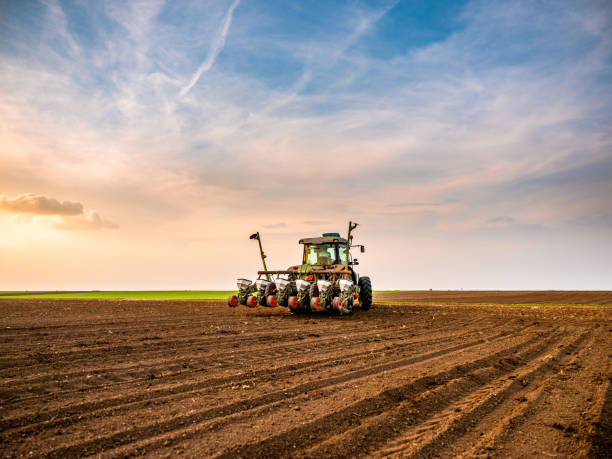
1,293,610,458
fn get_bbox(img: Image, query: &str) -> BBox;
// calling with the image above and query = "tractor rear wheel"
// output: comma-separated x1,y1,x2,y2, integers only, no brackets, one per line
358,276,372,310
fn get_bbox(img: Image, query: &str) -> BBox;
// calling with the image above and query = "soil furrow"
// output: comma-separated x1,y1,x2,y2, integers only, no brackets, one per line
0,315,502,382
1,320,509,410
37,329,536,458
1,324,515,435
214,329,562,458
0,297,608,458
363,328,592,458
408,328,592,458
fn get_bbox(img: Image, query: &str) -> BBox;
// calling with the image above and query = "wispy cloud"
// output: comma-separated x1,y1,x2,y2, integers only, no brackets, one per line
53,210,119,231
179,0,241,97
262,222,287,229
304,221,330,225
43,0,80,57
259,1,399,115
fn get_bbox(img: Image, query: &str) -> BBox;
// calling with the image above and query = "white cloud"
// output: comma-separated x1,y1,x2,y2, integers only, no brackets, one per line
179,0,241,97
53,210,119,230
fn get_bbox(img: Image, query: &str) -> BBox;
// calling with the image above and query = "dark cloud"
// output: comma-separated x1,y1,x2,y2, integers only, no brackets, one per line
0,193,118,230
0,193,83,215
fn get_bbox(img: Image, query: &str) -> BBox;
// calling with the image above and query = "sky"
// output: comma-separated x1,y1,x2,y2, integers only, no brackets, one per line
1,0,611,291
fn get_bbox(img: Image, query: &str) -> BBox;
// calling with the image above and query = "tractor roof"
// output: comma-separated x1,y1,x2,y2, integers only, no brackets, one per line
299,236,347,245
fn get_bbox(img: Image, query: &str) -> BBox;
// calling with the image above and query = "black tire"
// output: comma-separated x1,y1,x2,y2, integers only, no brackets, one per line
358,276,372,310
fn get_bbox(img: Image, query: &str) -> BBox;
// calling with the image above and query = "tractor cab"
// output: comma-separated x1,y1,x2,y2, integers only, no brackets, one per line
299,233,348,268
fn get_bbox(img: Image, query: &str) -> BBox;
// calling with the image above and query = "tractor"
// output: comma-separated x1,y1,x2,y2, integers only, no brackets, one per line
227,221,372,315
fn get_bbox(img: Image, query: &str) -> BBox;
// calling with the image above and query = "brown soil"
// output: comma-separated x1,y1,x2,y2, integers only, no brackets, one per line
0,294,610,458
0,291,90,297
375,290,612,305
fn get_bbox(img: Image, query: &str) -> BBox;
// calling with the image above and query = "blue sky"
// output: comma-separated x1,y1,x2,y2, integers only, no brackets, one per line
0,0,611,290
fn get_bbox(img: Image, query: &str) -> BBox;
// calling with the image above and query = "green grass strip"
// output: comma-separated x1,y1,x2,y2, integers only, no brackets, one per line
0,291,234,300
1,289,412,299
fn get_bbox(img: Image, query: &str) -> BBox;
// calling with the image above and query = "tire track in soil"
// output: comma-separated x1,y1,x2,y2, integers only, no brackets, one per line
0,301,443,338
0,328,355,370
211,329,567,459
113,327,543,458
0,319,505,410
0,316,435,370
441,327,603,458
407,328,593,459
589,370,612,458
0,314,496,394
0,315,482,382
38,328,548,458
325,328,592,458
0,303,487,347
1,323,519,438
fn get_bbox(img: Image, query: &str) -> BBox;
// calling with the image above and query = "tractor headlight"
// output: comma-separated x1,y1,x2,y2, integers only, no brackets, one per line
237,278,252,290
295,279,310,291
317,280,332,292
274,278,290,290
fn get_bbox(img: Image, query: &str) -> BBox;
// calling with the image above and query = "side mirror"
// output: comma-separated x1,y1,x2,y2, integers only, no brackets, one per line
360,246,365,253
352,259,359,265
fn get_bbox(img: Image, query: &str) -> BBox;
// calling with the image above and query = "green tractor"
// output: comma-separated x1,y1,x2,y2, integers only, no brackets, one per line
227,221,372,315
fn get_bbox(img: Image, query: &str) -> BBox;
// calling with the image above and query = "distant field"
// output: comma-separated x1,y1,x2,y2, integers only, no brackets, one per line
0,290,402,300
1,290,610,305
0,291,234,300
374,290,612,306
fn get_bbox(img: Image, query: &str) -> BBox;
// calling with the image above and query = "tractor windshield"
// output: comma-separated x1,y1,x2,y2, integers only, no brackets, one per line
305,243,346,266
338,245,347,265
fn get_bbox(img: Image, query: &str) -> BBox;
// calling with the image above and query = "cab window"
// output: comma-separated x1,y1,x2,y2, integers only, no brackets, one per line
338,245,347,265
306,244,337,265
